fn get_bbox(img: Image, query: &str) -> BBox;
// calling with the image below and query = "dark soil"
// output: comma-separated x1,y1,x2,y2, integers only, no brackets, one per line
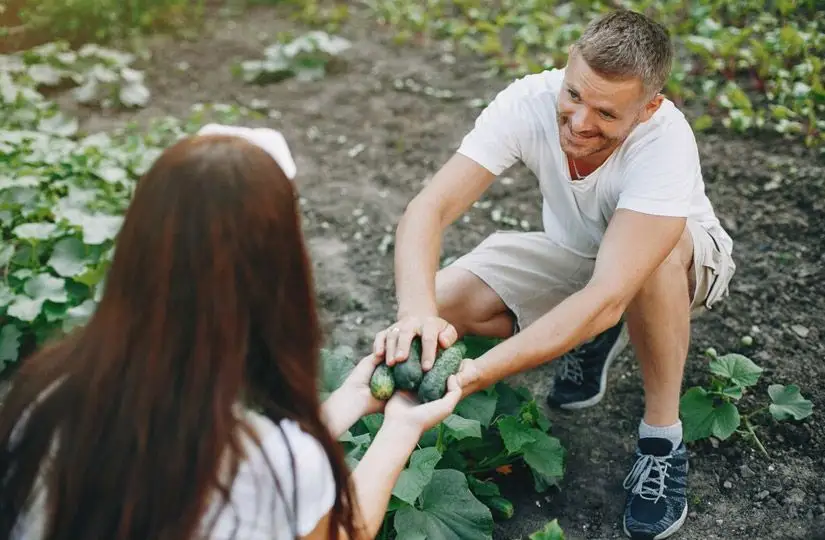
63,4,825,539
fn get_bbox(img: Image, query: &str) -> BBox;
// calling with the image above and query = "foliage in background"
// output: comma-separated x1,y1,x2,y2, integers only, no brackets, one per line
320,341,566,540
0,39,258,373
355,0,824,149
3,0,205,46
234,30,352,84
679,348,814,458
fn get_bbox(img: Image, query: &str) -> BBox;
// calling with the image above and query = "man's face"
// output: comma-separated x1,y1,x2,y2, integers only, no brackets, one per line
557,50,660,160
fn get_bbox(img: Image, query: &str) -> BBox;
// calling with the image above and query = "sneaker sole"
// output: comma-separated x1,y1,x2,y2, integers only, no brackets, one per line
623,503,688,540
558,322,630,410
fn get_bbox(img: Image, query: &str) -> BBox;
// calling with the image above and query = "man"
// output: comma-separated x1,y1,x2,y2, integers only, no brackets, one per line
373,9,736,540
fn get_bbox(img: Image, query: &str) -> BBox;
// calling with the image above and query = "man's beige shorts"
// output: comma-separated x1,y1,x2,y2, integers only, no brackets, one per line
449,219,736,332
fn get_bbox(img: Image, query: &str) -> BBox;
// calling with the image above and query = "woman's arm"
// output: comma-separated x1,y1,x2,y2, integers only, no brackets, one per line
304,377,463,540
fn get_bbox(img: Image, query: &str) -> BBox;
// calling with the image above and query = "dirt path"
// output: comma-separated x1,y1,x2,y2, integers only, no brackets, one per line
69,5,825,539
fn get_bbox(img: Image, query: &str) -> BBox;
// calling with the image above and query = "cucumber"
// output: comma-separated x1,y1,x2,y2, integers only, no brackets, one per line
485,496,514,521
369,363,395,400
391,337,423,390
417,341,466,403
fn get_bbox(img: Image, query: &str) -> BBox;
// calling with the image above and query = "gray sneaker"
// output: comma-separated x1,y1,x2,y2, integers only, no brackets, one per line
546,319,629,410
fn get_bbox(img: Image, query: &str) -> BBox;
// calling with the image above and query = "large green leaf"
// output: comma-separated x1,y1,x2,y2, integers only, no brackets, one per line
394,469,494,540
709,353,763,388
0,325,22,363
497,416,536,454
318,345,356,399
680,387,741,442
522,430,565,480
529,519,566,540
391,447,442,505
48,236,90,277
454,387,498,427
768,384,813,421
24,273,68,303
442,414,482,441
7,296,45,322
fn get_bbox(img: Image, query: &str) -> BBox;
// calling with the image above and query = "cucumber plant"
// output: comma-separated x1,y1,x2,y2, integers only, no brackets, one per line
679,347,814,458
323,340,566,540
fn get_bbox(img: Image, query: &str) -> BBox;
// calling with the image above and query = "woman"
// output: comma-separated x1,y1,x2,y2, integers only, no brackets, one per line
0,124,463,540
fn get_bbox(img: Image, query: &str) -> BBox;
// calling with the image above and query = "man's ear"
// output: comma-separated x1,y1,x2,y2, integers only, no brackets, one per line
640,93,664,122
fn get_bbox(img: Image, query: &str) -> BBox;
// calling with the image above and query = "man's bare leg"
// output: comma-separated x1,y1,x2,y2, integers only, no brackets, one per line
625,226,695,428
434,267,515,339
621,226,695,540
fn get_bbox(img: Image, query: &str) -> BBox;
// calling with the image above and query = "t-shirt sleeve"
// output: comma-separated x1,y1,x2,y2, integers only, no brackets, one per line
616,118,700,217
456,77,540,175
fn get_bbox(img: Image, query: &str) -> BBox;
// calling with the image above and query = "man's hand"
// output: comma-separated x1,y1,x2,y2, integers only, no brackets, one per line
387,153,497,368
373,315,458,370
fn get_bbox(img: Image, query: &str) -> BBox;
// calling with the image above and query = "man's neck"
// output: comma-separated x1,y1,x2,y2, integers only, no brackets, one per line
568,143,619,177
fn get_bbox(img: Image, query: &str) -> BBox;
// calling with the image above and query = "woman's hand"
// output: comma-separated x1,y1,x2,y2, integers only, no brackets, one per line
382,375,463,437
321,353,387,438
338,352,387,417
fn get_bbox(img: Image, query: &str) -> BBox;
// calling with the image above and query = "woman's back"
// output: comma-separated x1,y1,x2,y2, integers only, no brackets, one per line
10,410,337,539
0,127,356,540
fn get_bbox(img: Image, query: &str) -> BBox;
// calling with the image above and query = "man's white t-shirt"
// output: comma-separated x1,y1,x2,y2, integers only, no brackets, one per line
11,410,337,540
457,68,733,259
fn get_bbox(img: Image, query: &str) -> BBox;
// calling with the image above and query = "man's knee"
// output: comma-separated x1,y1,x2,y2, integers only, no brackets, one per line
639,225,695,295
435,266,512,332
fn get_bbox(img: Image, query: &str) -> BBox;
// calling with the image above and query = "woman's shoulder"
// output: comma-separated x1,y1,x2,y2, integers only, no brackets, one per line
205,410,337,538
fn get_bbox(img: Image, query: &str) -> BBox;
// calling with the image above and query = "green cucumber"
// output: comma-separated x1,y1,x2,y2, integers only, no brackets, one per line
485,496,514,520
369,363,395,400
417,341,466,403
391,337,423,390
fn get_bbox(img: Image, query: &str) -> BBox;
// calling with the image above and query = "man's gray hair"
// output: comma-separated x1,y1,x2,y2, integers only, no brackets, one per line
571,9,673,99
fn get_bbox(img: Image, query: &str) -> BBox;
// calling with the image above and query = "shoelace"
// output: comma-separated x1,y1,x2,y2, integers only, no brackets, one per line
622,453,672,504
557,354,584,384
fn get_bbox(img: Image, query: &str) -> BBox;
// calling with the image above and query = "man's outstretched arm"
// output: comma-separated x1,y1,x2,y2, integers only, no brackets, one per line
457,208,687,395
373,153,497,368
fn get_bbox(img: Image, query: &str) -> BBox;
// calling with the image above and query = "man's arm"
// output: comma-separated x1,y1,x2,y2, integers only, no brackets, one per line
458,208,686,395
394,153,496,317
374,153,497,367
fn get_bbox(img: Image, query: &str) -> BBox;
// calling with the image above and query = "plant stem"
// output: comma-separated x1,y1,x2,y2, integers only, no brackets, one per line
435,423,445,453
744,406,768,420
743,416,770,458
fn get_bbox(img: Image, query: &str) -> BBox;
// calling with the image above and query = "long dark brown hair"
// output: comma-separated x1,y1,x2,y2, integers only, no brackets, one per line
0,133,358,539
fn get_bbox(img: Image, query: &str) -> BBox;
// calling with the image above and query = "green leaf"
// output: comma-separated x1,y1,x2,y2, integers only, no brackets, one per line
768,384,813,421
7,296,45,322
0,325,22,363
519,400,551,431
442,414,482,440
529,519,566,540
119,81,151,108
394,469,494,540
709,353,763,388
24,273,68,303
48,237,90,277
0,244,14,268
496,416,536,453
721,386,744,400
391,447,442,505
318,345,355,399
522,429,565,480
63,299,97,332
37,113,78,137
13,222,58,241
454,387,497,427
0,282,13,309
680,387,741,442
